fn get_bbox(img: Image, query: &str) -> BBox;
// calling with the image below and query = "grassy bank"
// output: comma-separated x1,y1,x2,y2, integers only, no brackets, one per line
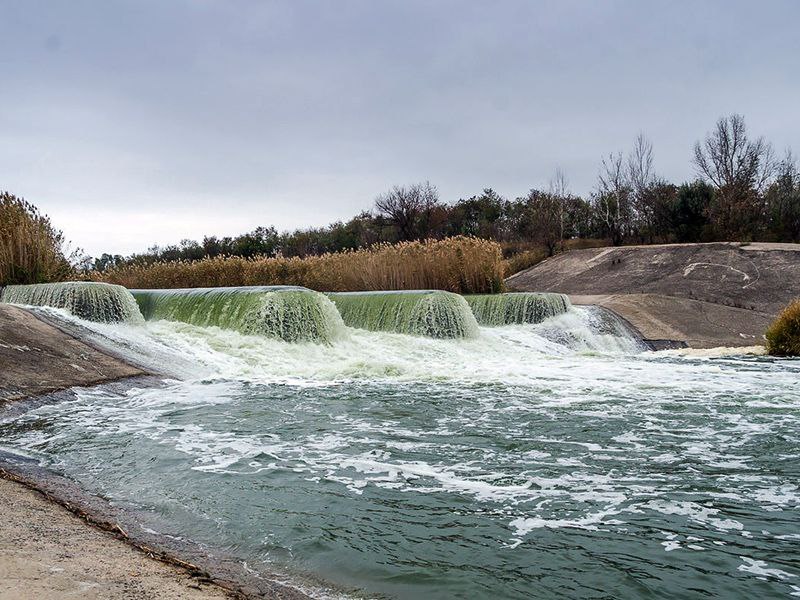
94,237,504,294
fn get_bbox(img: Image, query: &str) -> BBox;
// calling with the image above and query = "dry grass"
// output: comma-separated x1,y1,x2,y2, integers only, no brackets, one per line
765,299,800,357
1,192,71,286
94,236,505,294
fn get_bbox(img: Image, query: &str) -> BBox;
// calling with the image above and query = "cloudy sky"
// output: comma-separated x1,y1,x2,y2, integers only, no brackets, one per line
2,0,798,256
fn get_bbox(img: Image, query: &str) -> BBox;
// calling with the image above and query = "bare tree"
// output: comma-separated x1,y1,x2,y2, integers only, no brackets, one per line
374,181,440,241
693,114,777,238
548,167,570,244
693,114,776,193
594,152,633,245
628,133,655,193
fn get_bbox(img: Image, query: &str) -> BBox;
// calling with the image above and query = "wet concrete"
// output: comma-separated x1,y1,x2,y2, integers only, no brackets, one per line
0,304,144,402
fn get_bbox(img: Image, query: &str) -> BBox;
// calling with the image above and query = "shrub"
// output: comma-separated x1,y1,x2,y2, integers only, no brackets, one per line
765,300,800,357
0,192,72,285
95,236,505,294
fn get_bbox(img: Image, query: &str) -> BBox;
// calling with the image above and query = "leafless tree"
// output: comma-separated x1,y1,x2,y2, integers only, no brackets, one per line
594,152,633,245
374,181,441,241
693,114,776,193
628,133,655,193
548,167,570,244
693,114,777,238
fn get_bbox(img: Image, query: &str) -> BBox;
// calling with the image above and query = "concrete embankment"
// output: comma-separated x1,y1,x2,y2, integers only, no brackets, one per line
507,242,800,349
0,304,143,403
0,304,233,599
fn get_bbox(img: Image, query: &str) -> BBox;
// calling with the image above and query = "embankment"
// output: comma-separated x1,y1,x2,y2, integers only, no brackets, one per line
507,242,800,348
0,305,284,599
0,303,144,402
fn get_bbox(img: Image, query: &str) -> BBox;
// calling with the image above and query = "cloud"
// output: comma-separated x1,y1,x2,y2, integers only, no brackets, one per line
1,0,798,255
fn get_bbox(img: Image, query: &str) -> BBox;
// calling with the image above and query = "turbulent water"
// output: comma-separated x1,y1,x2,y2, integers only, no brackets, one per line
327,291,479,339
0,282,143,323
1,307,799,599
465,292,571,325
131,286,345,344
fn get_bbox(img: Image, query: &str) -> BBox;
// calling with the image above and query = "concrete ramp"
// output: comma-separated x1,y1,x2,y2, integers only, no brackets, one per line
508,242,800,348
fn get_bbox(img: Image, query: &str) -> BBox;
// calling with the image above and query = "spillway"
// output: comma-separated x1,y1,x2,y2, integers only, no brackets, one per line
0,281,144,323
326,290,479,338
465,292,571,326
131,286,345,344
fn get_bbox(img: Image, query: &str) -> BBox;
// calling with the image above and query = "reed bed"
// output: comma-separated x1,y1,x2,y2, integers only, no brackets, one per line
95,236,505,294
1,192,71,286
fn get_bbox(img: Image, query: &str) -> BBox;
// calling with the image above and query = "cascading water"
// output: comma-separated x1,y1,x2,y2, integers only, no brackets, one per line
0,281,144,323
465,292,571,325
131,286,345,344
326,290,480,339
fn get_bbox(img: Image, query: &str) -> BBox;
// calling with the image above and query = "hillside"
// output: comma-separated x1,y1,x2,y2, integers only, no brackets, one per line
507,242,800,348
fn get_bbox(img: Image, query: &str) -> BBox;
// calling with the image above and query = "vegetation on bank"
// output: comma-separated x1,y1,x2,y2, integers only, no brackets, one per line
94,237,504,294
92,114,800,275
765,300,800,357
0,192,72,286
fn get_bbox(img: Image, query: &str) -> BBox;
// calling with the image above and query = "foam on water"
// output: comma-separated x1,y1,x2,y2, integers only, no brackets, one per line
4,300,799,599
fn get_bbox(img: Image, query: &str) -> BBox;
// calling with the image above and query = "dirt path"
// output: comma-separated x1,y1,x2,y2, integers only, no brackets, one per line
0,477,233,600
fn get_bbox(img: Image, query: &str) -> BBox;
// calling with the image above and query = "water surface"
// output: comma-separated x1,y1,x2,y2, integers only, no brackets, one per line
1,308,798,599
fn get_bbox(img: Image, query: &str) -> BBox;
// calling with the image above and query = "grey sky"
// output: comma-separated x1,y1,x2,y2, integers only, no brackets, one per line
2,0,798,256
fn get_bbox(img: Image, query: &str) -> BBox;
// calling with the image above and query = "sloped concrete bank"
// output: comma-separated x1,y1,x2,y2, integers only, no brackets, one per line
507,242,800,349
0,304,314,600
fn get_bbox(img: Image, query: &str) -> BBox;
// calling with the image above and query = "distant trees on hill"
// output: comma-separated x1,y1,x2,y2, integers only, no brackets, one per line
91,114,800,272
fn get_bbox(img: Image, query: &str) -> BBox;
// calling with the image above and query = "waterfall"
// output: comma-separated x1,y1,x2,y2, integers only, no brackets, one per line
465,292,571,326
0,282,144,323
326,291,479,339
131,286,345,344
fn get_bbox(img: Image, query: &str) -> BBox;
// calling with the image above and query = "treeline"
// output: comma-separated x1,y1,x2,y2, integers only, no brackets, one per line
89,113,797,272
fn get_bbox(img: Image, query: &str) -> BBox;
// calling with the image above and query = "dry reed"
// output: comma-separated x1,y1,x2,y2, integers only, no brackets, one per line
94,236,505,294
0,192,71,286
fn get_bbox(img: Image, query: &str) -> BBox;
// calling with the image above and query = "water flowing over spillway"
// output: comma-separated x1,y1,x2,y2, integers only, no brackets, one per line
2,289,797,599
0,281,143,323
131,286,345,344
327,290,479,338
465,292,571,325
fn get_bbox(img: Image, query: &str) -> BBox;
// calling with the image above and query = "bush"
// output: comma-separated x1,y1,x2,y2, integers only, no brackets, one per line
0,192,72,285
765,300,800,357
94,236,505,294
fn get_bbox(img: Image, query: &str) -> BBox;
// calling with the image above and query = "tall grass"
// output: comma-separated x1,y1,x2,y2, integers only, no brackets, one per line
0,192,71,286
765,299,800,357
95,236,505,294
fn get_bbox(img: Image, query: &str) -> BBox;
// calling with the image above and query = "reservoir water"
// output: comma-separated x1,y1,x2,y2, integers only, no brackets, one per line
1,306,798,599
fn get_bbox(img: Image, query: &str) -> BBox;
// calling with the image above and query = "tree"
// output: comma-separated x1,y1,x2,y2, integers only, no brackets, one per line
594,152,633,245
374,181,441,241
764,151,800,242
671,181,714,243
693,114,777,239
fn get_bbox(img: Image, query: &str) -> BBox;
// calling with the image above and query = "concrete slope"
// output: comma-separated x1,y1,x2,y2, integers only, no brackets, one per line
0,304,144,402
507,242,800,348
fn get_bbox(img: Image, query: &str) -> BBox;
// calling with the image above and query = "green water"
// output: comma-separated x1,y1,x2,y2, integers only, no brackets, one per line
327,290,479,338
131,286,344,344
0,281,143,323
0,309,797,599
465,292,571,325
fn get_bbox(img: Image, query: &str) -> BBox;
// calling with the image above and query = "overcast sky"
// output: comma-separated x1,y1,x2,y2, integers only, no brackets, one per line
2,0,799,256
